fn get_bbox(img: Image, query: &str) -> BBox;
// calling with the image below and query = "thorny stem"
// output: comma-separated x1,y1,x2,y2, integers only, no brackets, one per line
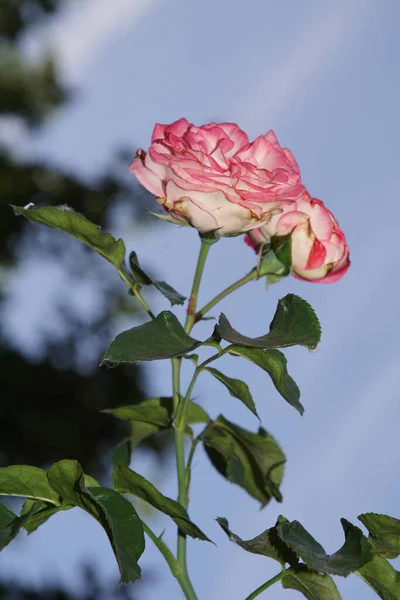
142,522,198,600
185,438,200,495
171,236,213,596
171,357,188,572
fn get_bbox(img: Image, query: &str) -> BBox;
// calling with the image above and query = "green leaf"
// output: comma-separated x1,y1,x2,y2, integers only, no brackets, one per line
282,565,342,600
113,440,132,468
218,294,321,350
186,401,211,425
0,465,60,505
358,513,400,559
131,421,164,449
88,487,145,584
12,205,125,269
47,460,99,513
104,396,210,450
0,504,21,551
204,367,258,418
113,466,211,542
277,519,374,576
20,500,61,534
0,500,56,551
228,346,303,415
216,516,297,566
47,460,144,584
105,396,209,425
101,311,201,364
356,555,400,600
200,415,285,507
129,252,185,306
105,397,174,427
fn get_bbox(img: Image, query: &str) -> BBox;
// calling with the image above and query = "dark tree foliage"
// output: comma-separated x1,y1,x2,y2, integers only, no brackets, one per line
0,565,148,599
0,0,155,472
0,1,159,596
0,0,61,40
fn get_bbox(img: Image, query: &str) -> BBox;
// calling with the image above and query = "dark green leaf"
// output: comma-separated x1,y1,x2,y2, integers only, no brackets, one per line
104,397,173,427
204,367,258,418
131,421,164,449
228,346,303,415
13,205,125,269
186,402,211,425
0,465,60,505
88,487,145,584
129,251,152,285
203,325,222,350
129,252,185,306
282,565,342,600
105,398,210,450
104,396,209,436
200,415,285,507
216,516,297,566
218,294,321,350
358,513,400,559
47,460,99,514
101,311,201,364
113,466,211,542
277,519,374,576
356,556,400,600
21,501,61,534
153,281,186,306
48,460,144,584
0,504,21,551
0,500,58,550
113,440,131,468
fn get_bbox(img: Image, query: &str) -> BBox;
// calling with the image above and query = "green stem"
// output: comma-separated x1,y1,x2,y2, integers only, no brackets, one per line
195,268,258,323
176,347,230,432
185,437,200,495
245,569,288,600
142,522,198,600
171,358,188,568
185,237,213,333
168,236,213,595
119,270,156,319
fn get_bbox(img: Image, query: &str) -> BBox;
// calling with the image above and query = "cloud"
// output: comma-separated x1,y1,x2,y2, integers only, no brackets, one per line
27,0,160,84
236,0,373,128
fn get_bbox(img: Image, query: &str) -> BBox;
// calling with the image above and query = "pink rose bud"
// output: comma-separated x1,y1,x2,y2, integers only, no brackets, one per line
245,193,350,283
130,118,305,237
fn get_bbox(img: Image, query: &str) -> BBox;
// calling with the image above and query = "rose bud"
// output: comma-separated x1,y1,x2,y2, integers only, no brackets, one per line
246,192,350,283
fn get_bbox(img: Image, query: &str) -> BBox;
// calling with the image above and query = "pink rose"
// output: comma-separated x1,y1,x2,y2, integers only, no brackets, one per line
245,192,350,283
130,118,305,236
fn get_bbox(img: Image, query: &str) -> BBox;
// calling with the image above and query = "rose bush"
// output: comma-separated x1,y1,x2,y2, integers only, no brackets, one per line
246,192,350,283
130,118,305,236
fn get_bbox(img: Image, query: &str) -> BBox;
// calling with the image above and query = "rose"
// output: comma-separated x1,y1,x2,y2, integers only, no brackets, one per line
130,118,305,236
245,192,350,283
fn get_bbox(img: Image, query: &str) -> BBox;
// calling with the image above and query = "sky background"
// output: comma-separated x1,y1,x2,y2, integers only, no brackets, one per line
2,0,400,598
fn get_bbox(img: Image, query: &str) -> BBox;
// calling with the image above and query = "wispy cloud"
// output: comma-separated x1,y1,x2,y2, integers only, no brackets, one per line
28,0,160,84
236,0,373,128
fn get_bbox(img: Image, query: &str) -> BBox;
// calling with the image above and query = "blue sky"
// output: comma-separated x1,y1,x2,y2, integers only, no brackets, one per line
2,0,400,598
